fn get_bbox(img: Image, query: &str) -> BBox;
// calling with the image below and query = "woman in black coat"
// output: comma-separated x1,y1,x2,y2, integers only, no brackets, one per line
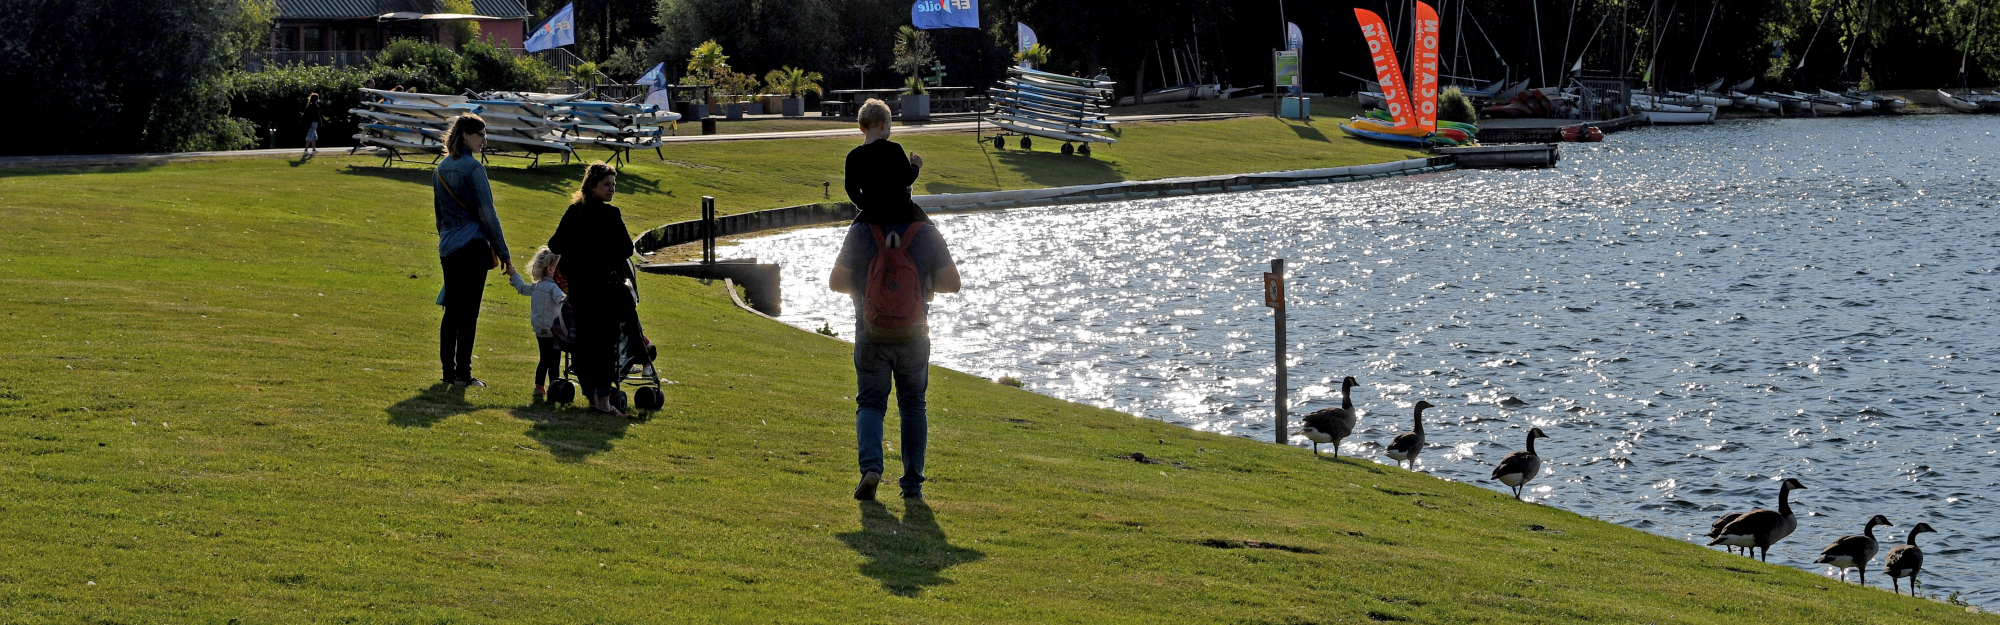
546,163,640,417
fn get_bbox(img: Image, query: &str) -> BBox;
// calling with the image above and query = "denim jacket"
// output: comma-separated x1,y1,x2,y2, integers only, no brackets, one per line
433,154,510,260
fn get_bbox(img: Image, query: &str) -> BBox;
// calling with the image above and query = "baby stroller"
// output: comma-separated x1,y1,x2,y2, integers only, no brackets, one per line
545,261,666,413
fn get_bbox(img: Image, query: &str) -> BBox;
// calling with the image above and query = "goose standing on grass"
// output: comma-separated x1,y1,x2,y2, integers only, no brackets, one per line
1488,427,1550,500
1383,401,1432,470
1300,377,1360,457
1706,478,1807,562
1883,522,1937,596
1707,513,1747,555
1815,514,1892,585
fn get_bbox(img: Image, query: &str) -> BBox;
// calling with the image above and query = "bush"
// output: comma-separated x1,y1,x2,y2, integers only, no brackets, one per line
375,38,469,90
225,64,432,149
1439,86,1477,124
459,40,549,93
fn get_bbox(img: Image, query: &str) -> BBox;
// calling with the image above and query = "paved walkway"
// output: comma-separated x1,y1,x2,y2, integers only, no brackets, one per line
0,113,1254,170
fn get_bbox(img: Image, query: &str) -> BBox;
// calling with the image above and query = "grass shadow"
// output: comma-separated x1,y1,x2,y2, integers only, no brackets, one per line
337,159,671,200
1285,120,1331,143
992,149,1123,188
835,499,986,597
507,402,637,462
386,384,480,427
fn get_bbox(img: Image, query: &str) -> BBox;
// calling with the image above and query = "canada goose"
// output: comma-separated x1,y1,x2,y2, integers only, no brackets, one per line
1706,478,1807,562
1707,513,1747,555
1383,401,1433,470
1300,377,1360,457
1883,522,1937,596
1488,427,1551,500
1814,514,1892,585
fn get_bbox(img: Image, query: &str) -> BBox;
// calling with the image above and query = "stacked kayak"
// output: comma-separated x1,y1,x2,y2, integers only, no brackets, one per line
352,88,682,166
1338,109,1478,146
350,88,478,160
466,97,575,159
985,66,1116,155
558,100,680,164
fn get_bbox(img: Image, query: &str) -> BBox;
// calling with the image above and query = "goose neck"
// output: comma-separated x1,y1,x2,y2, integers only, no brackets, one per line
1777,486,1793,517
1524,433,1537,455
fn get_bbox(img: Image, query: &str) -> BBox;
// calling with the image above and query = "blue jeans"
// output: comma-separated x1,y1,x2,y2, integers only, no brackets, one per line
854,339,930,494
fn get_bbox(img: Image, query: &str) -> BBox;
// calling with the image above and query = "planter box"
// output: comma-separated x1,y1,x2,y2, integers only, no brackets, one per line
688,103,709,120
725,103,746,120
899,93,931,120
759,95,786,111
747,101,764,115
781,97,806,117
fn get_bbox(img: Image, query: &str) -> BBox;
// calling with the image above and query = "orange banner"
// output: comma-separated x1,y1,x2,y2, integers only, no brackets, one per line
1353,9,1413,129
1412,2,1441,133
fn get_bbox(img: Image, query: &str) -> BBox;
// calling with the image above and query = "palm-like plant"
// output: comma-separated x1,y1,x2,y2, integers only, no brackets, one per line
764,66,824,99
1014,43,1051,68
686,40,729,85
892,26,935,89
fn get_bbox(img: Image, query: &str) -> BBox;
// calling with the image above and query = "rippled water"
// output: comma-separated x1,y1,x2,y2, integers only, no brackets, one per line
730,116,2000,603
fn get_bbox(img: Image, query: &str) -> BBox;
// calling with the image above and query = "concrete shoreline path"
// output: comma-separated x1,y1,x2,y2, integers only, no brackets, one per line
0,112,1253,170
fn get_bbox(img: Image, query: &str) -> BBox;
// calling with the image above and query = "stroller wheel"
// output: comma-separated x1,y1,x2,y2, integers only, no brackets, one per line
611,389,628,413
635,386,664,410
550,380,576,404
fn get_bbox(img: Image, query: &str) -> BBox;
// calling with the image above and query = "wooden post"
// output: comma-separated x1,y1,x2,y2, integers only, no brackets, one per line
701,196,716,264
1265,259,1287,444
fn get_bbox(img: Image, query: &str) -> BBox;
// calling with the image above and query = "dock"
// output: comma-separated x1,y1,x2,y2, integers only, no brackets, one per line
1434,143,1560,168
1476,114,1646,143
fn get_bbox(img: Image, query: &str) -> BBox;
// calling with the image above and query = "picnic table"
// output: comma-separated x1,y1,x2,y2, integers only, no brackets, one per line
821,87,979,117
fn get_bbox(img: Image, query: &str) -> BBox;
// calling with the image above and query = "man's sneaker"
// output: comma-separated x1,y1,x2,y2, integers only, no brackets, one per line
853,472,881,501
451,377,488,388
901,489,924,501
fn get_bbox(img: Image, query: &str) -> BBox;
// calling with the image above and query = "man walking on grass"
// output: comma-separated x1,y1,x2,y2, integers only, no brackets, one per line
831,99,962,502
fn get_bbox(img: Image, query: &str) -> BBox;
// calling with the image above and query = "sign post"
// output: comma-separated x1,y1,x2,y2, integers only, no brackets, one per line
1264,259,1287,444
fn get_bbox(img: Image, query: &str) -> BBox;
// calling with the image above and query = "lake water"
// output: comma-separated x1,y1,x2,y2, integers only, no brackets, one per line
728,115,2000,604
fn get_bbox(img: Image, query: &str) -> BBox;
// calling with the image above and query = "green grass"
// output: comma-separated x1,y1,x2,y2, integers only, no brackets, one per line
0,121,1988,623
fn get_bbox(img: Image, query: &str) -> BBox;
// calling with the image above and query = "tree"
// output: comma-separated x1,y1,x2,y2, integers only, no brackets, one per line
0,0,274,155
440,0,481,49
1015,43,1052,68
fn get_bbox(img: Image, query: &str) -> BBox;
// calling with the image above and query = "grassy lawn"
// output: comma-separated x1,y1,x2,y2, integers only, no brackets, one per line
0,120,1987,623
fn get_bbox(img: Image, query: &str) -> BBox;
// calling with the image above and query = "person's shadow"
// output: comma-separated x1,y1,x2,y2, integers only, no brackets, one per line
386,384,480,427
834,500,985,597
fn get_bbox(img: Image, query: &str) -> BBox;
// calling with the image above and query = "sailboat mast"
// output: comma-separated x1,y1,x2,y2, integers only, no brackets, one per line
1689,0,1721,77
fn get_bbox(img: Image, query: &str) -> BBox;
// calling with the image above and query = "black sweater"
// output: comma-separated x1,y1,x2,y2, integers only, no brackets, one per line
546,200,635,309
844,139,922,222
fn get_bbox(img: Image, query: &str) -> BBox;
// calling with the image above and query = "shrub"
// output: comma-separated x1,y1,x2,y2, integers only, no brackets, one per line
459,40,549,93
376,38,469,90
1439,86,1477,124
764,66,824,99
226,64,437,149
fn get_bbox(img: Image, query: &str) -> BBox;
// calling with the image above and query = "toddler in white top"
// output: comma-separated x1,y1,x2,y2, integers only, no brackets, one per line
506,247,566,398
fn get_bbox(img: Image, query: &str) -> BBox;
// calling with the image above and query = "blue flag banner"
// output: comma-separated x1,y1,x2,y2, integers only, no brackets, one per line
1287,22,1303,52
1016,22,1038,68
524,3,575,52
912,0,978,29
637,62,668,89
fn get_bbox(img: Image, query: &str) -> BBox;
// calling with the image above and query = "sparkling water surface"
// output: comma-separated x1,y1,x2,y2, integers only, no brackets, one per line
728,116,2000,603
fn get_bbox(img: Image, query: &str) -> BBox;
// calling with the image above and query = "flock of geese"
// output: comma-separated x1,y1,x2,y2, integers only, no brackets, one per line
1296,378,1942,596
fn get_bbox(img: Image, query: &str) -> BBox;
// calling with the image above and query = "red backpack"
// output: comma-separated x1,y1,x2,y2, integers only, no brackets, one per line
862,222,928,343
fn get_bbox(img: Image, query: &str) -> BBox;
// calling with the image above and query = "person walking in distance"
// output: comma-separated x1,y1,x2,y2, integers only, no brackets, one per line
300,93,322,157
832,99,961,501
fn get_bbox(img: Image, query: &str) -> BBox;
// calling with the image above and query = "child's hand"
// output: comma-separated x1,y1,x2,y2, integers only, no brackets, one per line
908,152,923,168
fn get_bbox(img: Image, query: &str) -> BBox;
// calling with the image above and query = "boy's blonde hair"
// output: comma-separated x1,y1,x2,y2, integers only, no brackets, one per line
526,246,560,282
857,99,891,129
